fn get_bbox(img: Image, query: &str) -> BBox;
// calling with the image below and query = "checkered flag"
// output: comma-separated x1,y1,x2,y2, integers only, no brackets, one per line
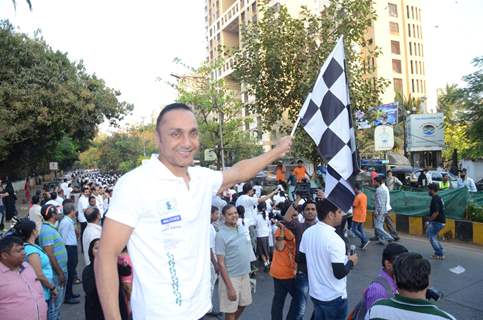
294,36,359,212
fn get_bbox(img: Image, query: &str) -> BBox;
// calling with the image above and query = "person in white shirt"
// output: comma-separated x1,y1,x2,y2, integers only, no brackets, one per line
60,178,70,198
255,202,271,270
77,186,90,252
236,183,277,253
96,103,292,320
28,195,43,233
58,202,80,302
92,186,105,216
299,199,358,320
82,207,102,266
457,169,477,192
207,206,222,318
381,180,400,241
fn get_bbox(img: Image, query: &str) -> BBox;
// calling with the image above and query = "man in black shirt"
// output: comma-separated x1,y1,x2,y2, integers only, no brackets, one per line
426,183,446,260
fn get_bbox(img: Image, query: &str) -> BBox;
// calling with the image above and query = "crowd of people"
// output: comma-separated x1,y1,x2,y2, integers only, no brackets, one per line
0,103,458,320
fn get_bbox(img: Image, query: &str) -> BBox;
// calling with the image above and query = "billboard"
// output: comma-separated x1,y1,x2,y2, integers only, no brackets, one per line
355,102,398,129
374,125,395,151
406,113,444,152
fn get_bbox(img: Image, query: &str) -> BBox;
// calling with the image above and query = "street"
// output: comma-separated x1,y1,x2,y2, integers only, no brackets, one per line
61,231,483,320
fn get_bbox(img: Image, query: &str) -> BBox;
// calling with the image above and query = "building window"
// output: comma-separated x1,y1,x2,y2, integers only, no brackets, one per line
391,40,401,54
420,44,424,57
411,79,415,93
410,61,414,74
408,24,411,37
392,59,402,73
411,6,414,19
393,78,403,94
423,80,426,93
416,80,420,92
388,3,398,17
422,62,425,74
406,5,410,19
413,24,416,38
389,22,399,34
415,61,418,74
409,42,412,55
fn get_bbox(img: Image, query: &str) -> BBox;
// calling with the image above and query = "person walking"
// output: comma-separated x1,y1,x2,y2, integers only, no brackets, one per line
216,204,253,320
427,183,446,260
96,103,292,320
255,202,271,271
82,208,102,266
58,202,80,303
374,177,394,245
351,183,369,249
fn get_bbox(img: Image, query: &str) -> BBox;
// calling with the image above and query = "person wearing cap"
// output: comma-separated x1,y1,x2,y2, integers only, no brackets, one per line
427,183,446,260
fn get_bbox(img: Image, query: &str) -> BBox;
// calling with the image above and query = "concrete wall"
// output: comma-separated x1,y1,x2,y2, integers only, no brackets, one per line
460,159,483,181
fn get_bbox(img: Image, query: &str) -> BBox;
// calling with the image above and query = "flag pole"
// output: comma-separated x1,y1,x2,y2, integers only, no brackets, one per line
290,117,301,137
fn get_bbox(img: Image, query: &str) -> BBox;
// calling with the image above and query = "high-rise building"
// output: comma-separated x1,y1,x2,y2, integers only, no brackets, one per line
205,0,427,142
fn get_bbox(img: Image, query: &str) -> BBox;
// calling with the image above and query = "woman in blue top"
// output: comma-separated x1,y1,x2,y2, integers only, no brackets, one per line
14,219,57,302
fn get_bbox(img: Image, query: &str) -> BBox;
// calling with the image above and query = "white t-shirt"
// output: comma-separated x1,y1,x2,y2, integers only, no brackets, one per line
77,195,89,223
255,213,270,237
82,223,102,265
382,183,392,211
299,222,348,301
210,224,216,251
253,185,262,198
107,155,222,320
235,194,258,226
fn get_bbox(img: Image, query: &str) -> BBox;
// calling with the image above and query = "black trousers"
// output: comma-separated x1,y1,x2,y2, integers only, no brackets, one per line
80,222,87,253
65,245,78,299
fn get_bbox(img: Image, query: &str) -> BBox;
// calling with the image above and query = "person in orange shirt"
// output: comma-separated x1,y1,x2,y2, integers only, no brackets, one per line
293,160,309,183
275,163,286,184
352,183,370,249
269,216,297,320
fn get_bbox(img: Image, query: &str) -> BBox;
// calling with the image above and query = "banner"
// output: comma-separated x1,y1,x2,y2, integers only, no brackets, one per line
363,187,469,219
355,102,398,129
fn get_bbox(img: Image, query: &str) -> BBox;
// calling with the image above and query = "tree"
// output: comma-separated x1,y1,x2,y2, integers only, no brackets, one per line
171,59,262,169
0,21,133,177
234,0,388,164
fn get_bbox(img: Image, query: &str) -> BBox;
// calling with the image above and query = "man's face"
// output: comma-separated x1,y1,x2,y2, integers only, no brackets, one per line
223,207,239,226
388,171,393,177
83,188,90,197
157,110,200,169
211,210,220,223
1,244,25,268
303,203,317,222
89,198,96,206
297,162,303,168
443,175,448,182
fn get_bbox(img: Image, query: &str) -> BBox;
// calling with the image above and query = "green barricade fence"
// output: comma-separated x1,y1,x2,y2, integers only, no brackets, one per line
469,192,483,207
363,187,469,219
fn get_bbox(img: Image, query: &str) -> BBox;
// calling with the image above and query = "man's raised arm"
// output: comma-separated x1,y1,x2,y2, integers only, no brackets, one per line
95,218,133,320
221,136,292,191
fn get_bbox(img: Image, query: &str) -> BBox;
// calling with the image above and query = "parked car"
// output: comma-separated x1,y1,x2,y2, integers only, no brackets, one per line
410,170,458,188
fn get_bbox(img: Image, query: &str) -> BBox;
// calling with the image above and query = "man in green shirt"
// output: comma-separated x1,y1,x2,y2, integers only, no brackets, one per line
367,252,455,320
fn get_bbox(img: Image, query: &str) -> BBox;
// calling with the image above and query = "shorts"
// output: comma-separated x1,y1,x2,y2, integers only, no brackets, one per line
218,273,252,313
256,236,270,258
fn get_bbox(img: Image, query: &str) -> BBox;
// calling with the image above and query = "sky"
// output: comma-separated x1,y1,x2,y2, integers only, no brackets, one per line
1,0,482,129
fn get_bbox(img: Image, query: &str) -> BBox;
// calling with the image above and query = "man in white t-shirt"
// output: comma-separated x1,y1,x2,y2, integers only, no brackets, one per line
236,183,277,252
96,103,292,320
299,199,358,320
77,186,90,252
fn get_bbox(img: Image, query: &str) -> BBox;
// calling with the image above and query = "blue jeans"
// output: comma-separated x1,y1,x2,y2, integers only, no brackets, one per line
271,278,297,320
351,222,367,245
427,222,445,256
48,271,67,320
374,213,394,241
311,296,347,320
289,272,309,320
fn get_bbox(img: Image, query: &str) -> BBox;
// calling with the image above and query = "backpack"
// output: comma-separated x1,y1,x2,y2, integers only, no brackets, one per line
348,275,393,320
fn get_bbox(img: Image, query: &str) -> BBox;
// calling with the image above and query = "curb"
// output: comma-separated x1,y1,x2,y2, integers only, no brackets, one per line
364,212,483,246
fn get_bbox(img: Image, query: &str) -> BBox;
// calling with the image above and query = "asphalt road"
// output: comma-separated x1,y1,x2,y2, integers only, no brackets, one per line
60,231,483,320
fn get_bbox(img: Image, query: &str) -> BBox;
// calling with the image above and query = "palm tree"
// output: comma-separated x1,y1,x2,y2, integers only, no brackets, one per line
11,0,32,10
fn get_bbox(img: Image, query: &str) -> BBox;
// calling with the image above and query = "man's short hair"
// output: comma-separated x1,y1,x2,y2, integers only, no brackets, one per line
316,199,339,221
302,200,316,211
63,202,76,215
211,206,219,214
394,252,430,292
85,208,100,223
156,103,193,132
221,204,236,216
0,236,23,255
297,160,303,164
242,183,253,195
354,183,362,191
375,176,384,183
386,170,392,174
382,243,408,267
428,183,439,192
50,191,57,200
31,195,40,205
88,195,96,202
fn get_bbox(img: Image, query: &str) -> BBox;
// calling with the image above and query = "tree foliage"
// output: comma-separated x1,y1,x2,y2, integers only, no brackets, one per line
437,57,483,160
0,21,133,177
234,0,388,163
172,59,262,168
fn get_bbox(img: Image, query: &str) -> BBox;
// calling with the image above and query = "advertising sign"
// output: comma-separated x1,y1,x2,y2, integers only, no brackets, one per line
204,149,217,162
49,162,58,171
355,102,398,129
374,125,395,151
406,113,444,152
